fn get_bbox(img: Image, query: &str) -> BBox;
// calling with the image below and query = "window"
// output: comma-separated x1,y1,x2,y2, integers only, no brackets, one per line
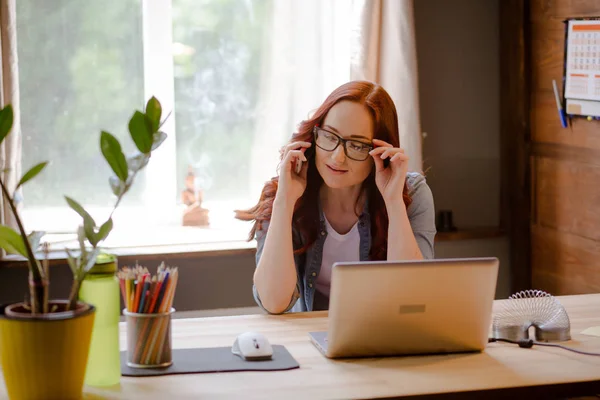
17,0,355,251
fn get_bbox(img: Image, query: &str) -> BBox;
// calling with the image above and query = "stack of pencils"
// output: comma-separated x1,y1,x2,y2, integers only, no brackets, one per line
118,262,179,314
118,263,179,367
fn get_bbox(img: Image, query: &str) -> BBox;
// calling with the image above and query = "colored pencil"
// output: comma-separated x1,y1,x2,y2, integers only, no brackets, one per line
117,263,179,366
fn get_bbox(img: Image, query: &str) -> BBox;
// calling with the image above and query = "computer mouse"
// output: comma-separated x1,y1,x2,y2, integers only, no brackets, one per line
231,331,273,361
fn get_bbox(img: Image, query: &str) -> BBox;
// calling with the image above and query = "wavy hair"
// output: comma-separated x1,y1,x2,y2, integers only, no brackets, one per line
235,80,412,260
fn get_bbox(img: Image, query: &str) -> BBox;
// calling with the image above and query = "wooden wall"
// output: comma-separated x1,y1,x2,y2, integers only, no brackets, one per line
529,0,600,294
500,0,531,293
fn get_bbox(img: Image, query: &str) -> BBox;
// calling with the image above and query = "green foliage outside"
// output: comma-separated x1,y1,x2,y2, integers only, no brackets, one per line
17,0,272,210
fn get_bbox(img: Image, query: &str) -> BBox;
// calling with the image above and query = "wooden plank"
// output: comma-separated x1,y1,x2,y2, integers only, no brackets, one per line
533,141,600,167
532,225,600,294
531,0,600,21
500,0,531,292
531,90,600,150
530,20,565,92
533,156,600,241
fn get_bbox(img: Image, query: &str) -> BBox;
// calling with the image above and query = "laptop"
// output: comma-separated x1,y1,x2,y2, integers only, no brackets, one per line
309,257,499,359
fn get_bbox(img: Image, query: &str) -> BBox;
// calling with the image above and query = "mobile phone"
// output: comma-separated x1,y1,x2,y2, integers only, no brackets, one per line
295,146,314,174
295,159,303,174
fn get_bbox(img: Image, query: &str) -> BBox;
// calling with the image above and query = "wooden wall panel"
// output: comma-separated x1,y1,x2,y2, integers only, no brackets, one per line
529,0,600,295
531,92,600,150
532,225,600,294
530,21,564,92
530,16,600,149
500,0,531,292
533,156,600,241
531,0,600,21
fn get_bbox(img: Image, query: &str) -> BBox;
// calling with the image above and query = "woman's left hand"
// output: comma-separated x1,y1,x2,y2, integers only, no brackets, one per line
370,139,409,204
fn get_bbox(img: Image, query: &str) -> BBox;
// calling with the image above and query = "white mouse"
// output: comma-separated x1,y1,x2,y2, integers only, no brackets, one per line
232,331,273,361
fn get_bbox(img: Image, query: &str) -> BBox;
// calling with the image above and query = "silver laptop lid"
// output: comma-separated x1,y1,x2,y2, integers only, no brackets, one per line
325,257,499,358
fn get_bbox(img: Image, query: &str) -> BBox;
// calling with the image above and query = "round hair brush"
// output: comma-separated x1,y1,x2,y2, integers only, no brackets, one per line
491,290,571,342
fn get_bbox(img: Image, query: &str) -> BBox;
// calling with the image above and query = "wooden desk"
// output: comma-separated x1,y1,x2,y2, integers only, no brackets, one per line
4,294,600,399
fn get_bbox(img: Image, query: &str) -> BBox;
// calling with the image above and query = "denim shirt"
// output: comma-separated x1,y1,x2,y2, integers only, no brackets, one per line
252,172,436,314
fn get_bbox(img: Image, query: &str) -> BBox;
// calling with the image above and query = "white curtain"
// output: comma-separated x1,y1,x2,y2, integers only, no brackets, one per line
247,0,353,202
248,0,423,201
0,0,21,233
350,0,423,173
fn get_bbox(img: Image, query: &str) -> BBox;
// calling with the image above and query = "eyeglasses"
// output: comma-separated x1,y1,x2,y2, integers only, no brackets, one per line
313,126,373,161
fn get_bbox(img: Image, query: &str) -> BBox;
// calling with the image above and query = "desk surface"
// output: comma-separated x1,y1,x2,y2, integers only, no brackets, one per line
4,294,600,399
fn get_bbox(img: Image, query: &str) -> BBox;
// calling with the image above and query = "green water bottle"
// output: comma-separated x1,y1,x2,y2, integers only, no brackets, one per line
79,253,121,386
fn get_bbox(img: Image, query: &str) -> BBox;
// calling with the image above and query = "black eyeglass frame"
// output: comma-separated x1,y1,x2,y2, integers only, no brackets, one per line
312,126,374,161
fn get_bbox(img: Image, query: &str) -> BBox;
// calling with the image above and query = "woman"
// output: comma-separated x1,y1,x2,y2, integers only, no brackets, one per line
237,80,436,314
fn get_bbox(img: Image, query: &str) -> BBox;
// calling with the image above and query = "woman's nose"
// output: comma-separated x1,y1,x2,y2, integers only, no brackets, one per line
332,144,346,163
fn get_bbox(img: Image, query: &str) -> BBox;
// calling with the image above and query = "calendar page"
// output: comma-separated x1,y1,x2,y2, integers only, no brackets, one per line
564,19,600,117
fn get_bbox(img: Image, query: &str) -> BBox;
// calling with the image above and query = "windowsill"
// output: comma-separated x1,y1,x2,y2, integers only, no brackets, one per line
1,227,507,268
6,202,260,267
0,240,257,268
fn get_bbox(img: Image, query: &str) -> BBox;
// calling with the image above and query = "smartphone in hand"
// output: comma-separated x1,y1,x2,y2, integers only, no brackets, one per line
295,146,314,174
295,159,303,174
383,157,390,169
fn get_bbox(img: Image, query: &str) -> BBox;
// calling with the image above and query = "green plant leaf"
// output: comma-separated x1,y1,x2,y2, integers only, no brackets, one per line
0,105,14,145
84,248,100,273
109,176,124,197
100,131,128,182
65,196,96,239
0,225,27,257
145,97,162,132
151,131,167,151
128,111,152,154
28,231,45,252
65,196,95,225
16,162,48,191
96,218,113,243
65,248,79,276
77,226,88,257
84,217,97,247
122,175,134,196
126,153,149,172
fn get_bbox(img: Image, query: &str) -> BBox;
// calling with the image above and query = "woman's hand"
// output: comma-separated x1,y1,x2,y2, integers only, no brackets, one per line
276,141,312,207
369,139,409,205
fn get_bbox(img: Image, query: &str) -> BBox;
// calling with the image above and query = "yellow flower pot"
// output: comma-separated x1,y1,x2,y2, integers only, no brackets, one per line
0,300,96,400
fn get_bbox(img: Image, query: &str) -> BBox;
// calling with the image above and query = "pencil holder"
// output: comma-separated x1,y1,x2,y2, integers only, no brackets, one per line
124,308,175,368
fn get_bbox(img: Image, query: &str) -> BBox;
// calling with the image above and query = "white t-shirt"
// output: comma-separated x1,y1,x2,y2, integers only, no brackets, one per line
315,215,360,298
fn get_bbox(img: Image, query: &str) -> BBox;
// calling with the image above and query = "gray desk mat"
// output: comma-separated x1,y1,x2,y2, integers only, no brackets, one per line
120,345,299,376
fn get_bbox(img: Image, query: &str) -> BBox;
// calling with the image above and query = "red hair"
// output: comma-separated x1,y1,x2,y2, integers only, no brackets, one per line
236,80,412,260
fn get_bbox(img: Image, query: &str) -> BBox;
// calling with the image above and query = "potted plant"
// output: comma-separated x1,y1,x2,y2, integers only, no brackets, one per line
0,97,168,400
